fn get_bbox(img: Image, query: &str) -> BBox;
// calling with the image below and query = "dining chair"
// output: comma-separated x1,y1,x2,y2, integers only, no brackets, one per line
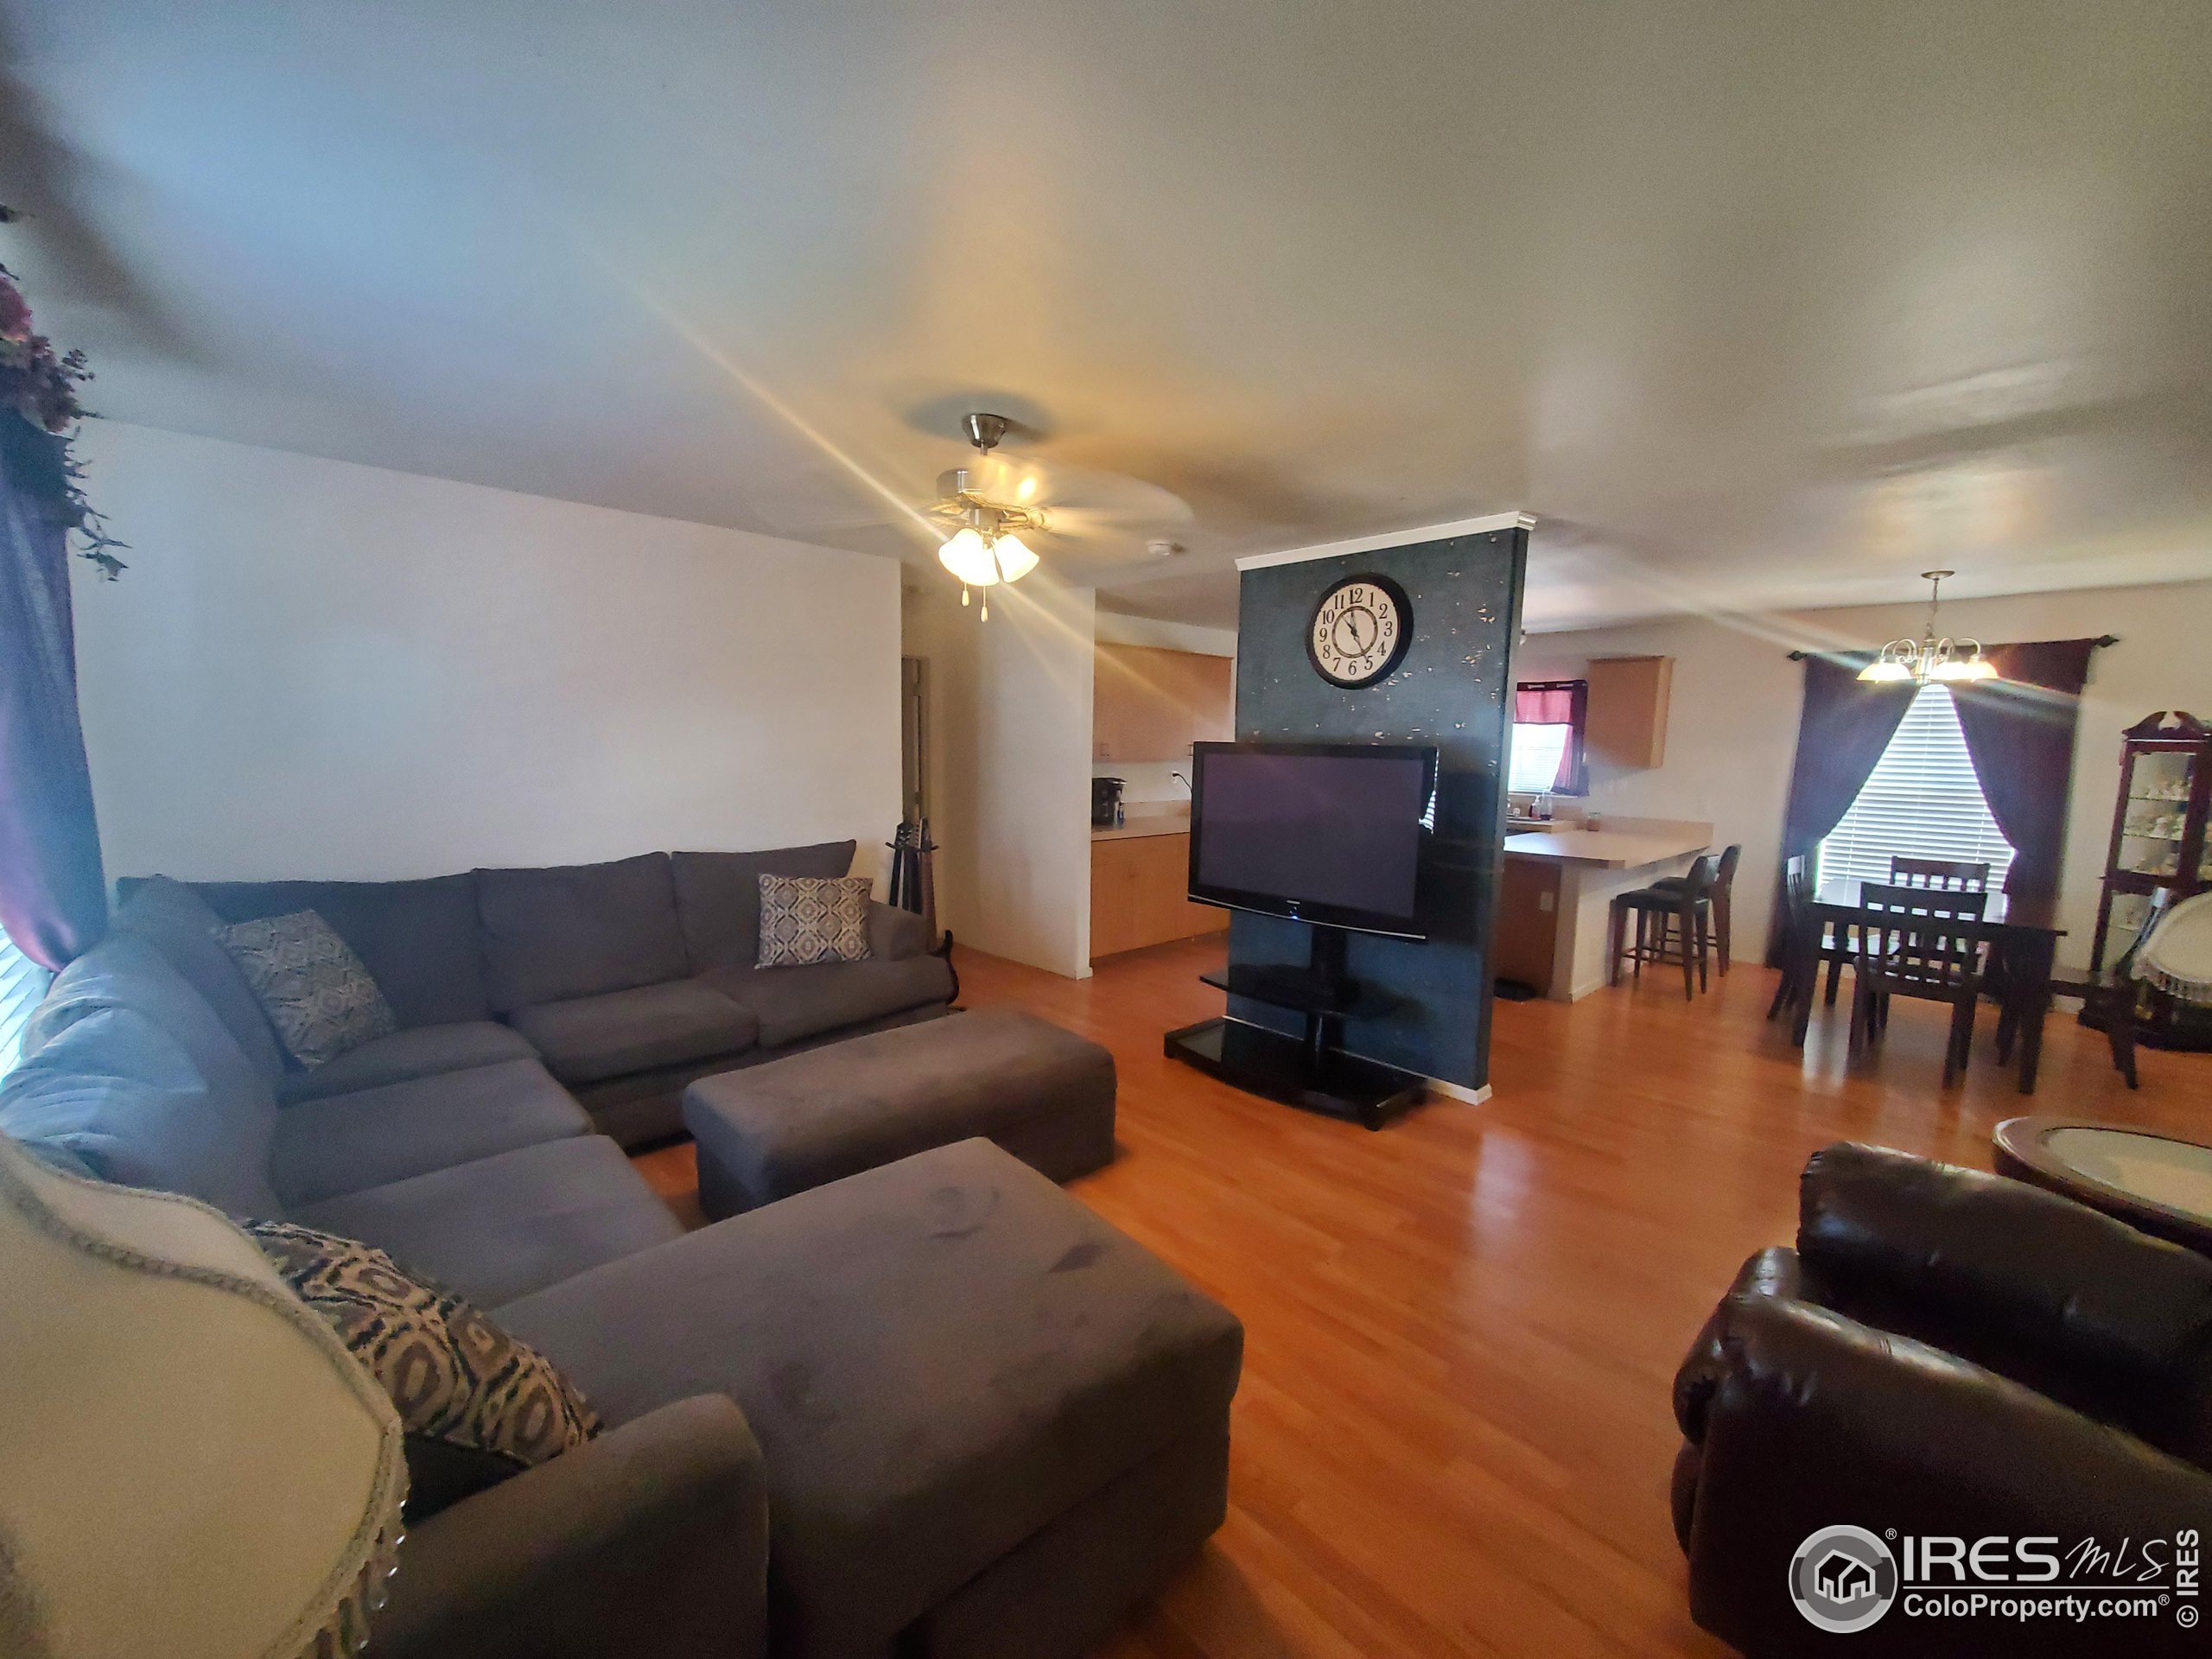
2091,888,2212,1089
1766,855,1817,1021
1890,855,1992,891
1850,881,1991,1088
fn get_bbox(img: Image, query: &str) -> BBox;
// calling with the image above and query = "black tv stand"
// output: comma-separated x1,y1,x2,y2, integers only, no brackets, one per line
1166,925,1427,1129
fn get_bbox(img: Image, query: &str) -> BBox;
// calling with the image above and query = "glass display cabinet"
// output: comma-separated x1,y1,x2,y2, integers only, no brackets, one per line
2089,710,2212,1049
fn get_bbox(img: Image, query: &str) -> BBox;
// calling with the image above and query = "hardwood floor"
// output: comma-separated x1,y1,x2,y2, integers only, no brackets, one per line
632,938,2209,1659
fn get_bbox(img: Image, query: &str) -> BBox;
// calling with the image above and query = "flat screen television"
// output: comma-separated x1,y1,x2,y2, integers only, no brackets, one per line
1186,741,1440,938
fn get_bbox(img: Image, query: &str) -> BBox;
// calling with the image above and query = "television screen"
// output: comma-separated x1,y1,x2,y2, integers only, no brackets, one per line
1188,742,1437,937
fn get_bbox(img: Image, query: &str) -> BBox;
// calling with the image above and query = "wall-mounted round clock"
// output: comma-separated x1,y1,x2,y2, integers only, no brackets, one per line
1306,574,1413,688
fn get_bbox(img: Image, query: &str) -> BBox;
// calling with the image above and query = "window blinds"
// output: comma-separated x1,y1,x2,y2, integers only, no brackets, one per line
1818,684,2016,887
0,931,48,1080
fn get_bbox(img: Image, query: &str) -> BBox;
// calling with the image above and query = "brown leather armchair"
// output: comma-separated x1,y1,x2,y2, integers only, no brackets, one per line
1672,1142,2212,1657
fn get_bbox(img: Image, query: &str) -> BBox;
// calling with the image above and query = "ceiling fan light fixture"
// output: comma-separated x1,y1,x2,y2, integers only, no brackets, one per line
938,527,999,587
992,533,1039,582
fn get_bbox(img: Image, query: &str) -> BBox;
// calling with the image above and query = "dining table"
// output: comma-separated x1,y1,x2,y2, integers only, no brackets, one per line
1784,876,2064,1094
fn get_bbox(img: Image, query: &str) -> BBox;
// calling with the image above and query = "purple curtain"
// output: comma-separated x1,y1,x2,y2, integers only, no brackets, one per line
1950,639,2096,925
0,414,107,969
1764,653,1916,962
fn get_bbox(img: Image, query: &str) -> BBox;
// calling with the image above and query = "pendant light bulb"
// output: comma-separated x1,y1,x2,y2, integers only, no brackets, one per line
938,528,999,588
992,534,1039,583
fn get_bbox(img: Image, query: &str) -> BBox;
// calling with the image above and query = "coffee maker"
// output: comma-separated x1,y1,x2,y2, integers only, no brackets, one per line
1091,776,1126,829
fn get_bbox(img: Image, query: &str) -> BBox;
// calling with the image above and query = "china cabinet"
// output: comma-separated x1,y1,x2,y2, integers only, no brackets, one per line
2088,710,2212,1048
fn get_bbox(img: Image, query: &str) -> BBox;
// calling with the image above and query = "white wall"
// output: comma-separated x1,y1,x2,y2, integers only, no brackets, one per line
1513,577,2212,970
73,423,902,884
904,571,1096,977
1093,610,1236,658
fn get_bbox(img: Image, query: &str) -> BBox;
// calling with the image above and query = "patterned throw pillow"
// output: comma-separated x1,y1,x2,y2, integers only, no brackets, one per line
757,874,874,968
216,910,397,1067
248,1221,598,1519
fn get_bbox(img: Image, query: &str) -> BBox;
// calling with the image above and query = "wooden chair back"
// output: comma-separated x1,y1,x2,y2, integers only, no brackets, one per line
1859,881,1989,998
1891,855,1992,891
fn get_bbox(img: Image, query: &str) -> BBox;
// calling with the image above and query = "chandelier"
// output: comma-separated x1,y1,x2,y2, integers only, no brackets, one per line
1857,569,1999,684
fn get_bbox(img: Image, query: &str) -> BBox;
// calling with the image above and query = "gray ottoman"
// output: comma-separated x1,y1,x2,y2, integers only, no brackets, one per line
684,1007,1116,1218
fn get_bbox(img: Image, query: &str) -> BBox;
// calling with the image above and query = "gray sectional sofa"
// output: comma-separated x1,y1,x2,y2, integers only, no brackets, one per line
2,849,1244,1659
116,842,956,1145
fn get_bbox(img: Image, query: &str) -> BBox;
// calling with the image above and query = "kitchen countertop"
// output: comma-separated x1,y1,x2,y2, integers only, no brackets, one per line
1092,811,1192,842
1502,828,1709,869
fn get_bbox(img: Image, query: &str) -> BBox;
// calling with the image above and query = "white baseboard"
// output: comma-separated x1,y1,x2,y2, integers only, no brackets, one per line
1425,1077,1492,1106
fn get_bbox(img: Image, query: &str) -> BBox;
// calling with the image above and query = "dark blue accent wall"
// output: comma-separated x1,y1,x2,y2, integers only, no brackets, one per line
1229,525,1526,1090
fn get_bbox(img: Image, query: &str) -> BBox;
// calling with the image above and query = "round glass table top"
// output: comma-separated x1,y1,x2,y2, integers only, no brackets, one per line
2042,1128,2212,1224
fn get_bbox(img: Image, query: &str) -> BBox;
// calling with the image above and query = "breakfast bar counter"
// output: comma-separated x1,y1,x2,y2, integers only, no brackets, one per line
1497,818,1713,1001
1503,826,1712,869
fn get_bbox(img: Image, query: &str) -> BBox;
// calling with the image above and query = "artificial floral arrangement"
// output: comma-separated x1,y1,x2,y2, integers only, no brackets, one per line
0,203,127,577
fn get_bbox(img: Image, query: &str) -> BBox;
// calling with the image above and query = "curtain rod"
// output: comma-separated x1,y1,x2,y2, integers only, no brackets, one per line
1786,635,2120,662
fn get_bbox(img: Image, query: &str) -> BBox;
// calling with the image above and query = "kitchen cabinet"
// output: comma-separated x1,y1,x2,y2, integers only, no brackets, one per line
1493,857,1560,991
1090,830,1229,960
1585,655,1673,770
1093,645,1234,764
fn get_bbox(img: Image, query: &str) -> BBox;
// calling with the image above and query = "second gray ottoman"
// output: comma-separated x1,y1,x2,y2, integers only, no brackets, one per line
683,1007,1116,1217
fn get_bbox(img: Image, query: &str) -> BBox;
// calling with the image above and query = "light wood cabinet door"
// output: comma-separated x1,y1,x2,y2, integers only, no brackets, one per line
1090,833,1230,959
1585,655,1673,770
1492,857,1560,992
1094,645,1234,763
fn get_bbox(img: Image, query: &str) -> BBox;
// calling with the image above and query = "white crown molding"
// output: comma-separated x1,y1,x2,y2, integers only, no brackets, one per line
1234,511,1535,573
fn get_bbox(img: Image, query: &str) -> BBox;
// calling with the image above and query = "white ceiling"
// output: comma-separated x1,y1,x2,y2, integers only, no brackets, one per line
5,1,2210,632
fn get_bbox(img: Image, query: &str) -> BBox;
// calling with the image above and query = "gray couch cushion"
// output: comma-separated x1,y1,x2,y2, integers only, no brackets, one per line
157,873,492,1027
2,938,282,1217
295,1136,684,1307
270,1058,589,1206
684,1008,1116,1215
110,876,287,1084
508,982,758,1087
496,1139,1243,1659
699,955,954,1049
0,1012,284,1217
276,1020,541,1105
476,854,689,1014
671,842,856,971
866,901,931,963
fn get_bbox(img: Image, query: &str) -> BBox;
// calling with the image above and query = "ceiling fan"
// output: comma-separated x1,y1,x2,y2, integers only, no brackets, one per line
929,412,1191,616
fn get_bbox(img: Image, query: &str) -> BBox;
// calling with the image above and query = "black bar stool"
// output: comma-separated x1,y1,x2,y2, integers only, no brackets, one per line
1651,844,1740,972
1609,854,1719,1000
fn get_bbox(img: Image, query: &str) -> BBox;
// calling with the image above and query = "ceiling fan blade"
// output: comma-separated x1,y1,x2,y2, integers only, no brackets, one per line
950,452,1192,525
1031,507,1180,551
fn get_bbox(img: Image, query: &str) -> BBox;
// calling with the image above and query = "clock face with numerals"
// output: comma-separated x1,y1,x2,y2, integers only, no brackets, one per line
1306,575,1412,688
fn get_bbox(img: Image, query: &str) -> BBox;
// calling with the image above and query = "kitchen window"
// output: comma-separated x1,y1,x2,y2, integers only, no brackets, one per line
1509,680,1588,795
1819,684,2015,887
